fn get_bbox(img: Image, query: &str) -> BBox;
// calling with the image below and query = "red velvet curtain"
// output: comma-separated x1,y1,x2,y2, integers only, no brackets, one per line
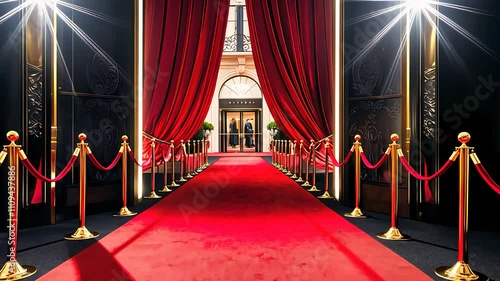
142,0,230,170
246,0,335,164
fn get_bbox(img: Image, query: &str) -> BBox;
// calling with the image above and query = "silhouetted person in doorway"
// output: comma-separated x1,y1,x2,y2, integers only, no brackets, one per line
244,119,254,148
229,118,238,148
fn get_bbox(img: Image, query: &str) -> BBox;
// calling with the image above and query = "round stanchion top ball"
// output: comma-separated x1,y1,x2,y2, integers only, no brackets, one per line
391,134,399,142
78,133,87,141
354,135,361,141
6,131,19,142
458,132,471,144
122,135,128,142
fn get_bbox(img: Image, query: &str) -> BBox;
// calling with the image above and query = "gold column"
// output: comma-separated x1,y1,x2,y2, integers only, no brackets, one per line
0,132,37,280
49,1,58,224
435,133,487,281
377,134,410,240
114,136,136,216
64,134,99,240
345,135,366,218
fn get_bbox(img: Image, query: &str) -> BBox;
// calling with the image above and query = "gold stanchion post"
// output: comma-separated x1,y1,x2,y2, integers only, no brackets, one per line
345,135,366,218
286,140,293,176
114,136,137,216
204,139,209,168
192,140,198,176
377,134,410,240
64,133,100,240
291,140,298,178
307,140,320,191
318,138,334,199
159,153,172,193
277,140,283,170
196,140,203,173
271,140,276,166
302,140,313,187
0,131,37,280
144,139,161,199
186,140,193,178
282,140,288,173
169,140,179,187
296,140,304,182
344,135,366,219
435,132,488,281
179,140,187,182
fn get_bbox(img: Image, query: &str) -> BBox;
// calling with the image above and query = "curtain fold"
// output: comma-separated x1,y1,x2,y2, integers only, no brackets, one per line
143,0,230,170
246,0,335,164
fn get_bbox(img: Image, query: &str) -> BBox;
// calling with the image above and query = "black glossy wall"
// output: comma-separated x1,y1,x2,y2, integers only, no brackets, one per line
56,0,135,221
437,0,500,231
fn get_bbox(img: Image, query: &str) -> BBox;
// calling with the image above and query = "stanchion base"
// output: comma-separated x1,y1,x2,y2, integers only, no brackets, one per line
186,173,193,178
301,181,311,187
344,207,366,218
0,261,36,280
179,177,187,182
113,206,137,217
317,191,335,199
307,185,320,192
290,174,297,179
285,171,292,176
295,177,303,183
159,186,173,193
144,191,162,199
196,169,203,173
435,262,488,281
376,227,411,241
169,181,180,188
64,226,100,240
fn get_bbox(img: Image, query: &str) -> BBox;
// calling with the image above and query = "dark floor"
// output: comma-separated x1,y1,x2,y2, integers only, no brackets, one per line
3,156,500,281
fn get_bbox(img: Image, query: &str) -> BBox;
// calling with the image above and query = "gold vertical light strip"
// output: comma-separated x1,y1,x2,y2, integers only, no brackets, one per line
401,4,411,209
134,0,144,201
333,0,343,200
50,4,58,224
423,2,438,204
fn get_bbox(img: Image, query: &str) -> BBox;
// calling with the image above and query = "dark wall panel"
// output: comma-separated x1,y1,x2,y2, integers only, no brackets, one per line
56,0,135,221
437,0,500,231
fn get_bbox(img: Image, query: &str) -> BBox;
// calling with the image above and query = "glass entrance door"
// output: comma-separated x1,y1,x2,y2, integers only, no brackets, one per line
223,111,257,153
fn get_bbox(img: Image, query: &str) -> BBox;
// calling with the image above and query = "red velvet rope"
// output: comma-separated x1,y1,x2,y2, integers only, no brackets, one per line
20,154,78,182
327,149,353,167
399,155,455,181
87,151,122,171
474,163,500,195
127,147,144,167
360,152,389,169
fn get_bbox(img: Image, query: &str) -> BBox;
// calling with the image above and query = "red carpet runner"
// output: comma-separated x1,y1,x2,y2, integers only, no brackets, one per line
39,157,431,281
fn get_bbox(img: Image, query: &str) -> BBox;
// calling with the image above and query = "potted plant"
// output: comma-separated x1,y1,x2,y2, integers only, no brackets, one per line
267,121,279,139
201,121,214,139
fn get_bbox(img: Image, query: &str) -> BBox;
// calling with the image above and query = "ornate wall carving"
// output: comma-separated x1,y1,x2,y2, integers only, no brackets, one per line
27,66,43,138
423,67,436,139
87,53,119,95
349,99,400,183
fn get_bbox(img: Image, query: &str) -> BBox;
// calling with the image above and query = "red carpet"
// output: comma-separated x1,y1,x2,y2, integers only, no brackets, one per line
39,157,431,281
209,152,271,157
